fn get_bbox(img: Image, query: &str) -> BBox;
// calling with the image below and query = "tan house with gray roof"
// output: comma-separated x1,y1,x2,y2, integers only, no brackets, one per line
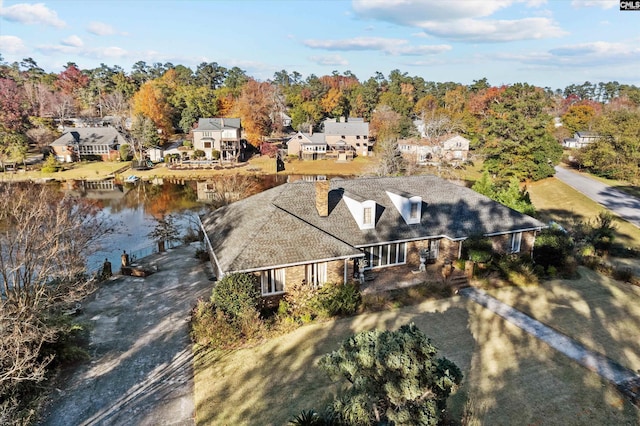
192,118,242,162
50,127,126,162
200,175,545,298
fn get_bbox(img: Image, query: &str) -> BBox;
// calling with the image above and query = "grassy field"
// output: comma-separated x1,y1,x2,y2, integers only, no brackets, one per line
194,272,640,425
528,176,640,249
3,155,380,183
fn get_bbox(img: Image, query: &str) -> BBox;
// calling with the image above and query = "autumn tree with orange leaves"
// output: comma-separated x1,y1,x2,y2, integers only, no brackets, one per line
236,79,275,146
131,80,174,140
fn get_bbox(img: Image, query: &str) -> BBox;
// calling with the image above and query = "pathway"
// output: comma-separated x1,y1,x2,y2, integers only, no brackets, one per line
554,166,640,228
37,244,212,426
459,287,640,406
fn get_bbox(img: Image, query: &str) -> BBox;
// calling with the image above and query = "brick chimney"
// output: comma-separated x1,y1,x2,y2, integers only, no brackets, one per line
309,124,313,136
315,180,329,217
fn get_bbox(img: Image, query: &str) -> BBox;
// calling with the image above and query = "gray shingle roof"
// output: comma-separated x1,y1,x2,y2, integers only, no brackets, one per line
195,118,241,131
50,127,127,147
323,118,369,136
201,175,545,273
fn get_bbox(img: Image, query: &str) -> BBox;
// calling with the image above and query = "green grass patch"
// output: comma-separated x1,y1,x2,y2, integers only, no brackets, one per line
528,177,640,249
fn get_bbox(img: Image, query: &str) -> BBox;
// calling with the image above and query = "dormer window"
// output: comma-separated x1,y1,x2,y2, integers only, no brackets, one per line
386,190,422,225
363,207,372,225
410,202,419,219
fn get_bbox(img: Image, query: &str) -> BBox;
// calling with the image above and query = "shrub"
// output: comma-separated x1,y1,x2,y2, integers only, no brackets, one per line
190,300,243,349
463,235,493,263
211,150,220,160
193,149,206,159
41,154,60,173
533,228,573,269
211,273,260,318
612,267,634,283
279,281,318,323
311,282,361,318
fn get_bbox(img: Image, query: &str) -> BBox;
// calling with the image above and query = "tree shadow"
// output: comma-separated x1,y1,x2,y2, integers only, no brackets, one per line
38,245,212,426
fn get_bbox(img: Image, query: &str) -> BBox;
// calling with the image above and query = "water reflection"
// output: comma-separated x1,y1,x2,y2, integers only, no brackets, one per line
61,174,340,273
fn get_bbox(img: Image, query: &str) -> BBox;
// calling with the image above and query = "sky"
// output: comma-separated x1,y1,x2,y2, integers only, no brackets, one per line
0,0,639,90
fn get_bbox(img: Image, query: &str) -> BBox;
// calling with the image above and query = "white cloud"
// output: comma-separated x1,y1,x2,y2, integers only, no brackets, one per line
309,55,349,66
87,21,117,36
351,0,565,42
0,35,27,54
496,41,640,67
571,0,618,9
304,37,451,56
0,3,65,28
421,17,565,42
61,35,84,48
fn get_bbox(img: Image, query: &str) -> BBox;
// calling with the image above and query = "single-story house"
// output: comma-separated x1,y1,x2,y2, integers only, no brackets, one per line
200,175,545,300
563,131,601,149
50,127,126,162
192,118,242,162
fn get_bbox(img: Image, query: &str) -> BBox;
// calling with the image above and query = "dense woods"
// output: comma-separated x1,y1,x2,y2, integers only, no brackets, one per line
1,56,639,183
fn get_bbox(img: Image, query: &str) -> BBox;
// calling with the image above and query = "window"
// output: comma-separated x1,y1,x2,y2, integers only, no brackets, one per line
204,141,212,149
356,135,361,139
306,262,327,287
363,207,372,225
261,269,285,295
410,202,419,219
363,242,407,269
509,232,522,253
341,135,345,139
363,136,368,139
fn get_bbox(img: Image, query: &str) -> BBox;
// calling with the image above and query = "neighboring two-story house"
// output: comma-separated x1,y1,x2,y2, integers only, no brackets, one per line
50,127,126,162
286,130,328,160
324,117,372,157
563,131,601,149
398,134,470,165
192,118,242,162
200,175,545,300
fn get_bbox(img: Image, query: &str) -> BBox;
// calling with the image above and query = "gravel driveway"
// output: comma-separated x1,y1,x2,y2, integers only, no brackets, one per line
37,244,212,426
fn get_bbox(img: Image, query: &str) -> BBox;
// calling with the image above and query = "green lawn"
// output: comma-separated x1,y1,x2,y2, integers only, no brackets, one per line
528,176,640,249
194,279,640,425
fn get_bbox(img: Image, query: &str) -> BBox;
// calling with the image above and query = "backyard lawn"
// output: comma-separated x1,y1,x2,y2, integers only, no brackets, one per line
193,273,640,425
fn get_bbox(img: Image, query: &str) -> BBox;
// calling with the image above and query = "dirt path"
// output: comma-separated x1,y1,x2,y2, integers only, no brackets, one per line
37,244,212,426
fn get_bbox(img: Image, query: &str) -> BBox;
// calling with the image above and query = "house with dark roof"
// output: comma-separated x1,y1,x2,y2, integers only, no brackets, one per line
200,175,545,299
192,118,242,162
50,127,127,162
563,131,601,149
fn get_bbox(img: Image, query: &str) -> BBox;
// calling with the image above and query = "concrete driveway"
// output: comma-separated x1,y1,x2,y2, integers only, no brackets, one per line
37,244,212,426
554,166,640,228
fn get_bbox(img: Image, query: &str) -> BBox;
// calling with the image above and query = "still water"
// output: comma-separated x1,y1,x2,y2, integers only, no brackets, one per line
69,174,301,274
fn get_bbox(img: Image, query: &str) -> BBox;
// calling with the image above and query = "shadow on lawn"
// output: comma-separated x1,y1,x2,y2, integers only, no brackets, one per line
194,272,640,425
472,268,640,424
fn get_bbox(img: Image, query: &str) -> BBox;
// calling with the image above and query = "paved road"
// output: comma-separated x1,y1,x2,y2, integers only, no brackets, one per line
37,244,212,426
554,166,640,228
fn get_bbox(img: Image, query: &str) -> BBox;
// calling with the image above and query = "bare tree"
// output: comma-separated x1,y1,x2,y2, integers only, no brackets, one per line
419,111,462,140
0,184,110,421
375,138,407,177
202,175,260,208
49,92,75,125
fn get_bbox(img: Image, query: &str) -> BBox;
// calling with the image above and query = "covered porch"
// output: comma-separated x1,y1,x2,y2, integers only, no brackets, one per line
358,259,469,295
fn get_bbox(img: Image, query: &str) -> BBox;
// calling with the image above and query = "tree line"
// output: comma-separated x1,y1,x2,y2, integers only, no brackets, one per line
1,56,639,183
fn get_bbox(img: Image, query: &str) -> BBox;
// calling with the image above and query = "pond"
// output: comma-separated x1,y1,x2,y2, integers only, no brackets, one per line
70,174,326,274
